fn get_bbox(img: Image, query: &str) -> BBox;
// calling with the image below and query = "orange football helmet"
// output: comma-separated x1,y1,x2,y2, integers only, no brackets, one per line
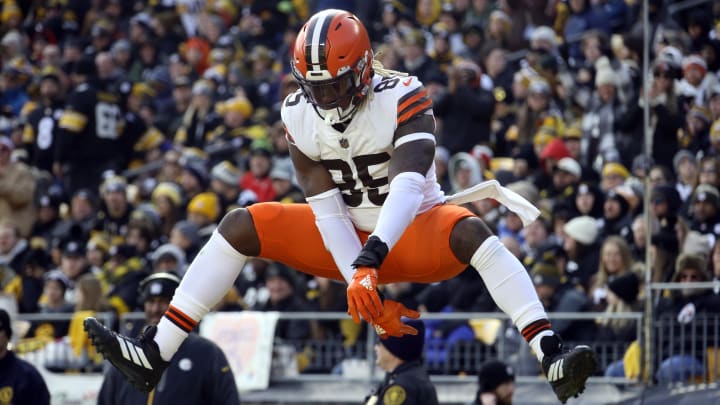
291,9,373,123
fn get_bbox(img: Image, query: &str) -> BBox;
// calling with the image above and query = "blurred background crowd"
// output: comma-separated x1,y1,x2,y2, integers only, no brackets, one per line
0,0,720,385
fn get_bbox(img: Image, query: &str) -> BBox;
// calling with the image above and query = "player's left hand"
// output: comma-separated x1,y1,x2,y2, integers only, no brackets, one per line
372,299,421,340
347,267,383,323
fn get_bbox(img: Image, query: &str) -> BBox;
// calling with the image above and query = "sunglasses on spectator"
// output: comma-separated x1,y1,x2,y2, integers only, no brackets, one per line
654,71,672,79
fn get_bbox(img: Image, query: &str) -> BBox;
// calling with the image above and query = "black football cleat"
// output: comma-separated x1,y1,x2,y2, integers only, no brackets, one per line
540,335,598,404
84,317,169,392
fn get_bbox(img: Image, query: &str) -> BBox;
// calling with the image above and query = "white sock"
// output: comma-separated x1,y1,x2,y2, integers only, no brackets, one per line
470,236,553,362
154,230,247,361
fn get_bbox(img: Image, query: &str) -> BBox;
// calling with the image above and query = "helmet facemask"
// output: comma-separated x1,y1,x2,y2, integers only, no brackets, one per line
292,52,372,125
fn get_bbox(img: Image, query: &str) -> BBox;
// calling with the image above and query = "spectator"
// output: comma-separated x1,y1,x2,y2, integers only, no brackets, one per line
210,161,242,214
151,182,184,238
22,66,65,173
307,276,350,343
698,156,720,188
156,149,183,184
0,136,35,236
563,0,610,63
400,29,443,84
572,182,604,219
4,248,53,314
688,184,720,243
186,192,220,245
642,59,684,169
55,57,128,194
99,272,240,404
366,319,439,405
420,282,478,369
448,152,483,193
179,159,210,202
30,191,63,245
54,240,98,304
599,271,642,377
94,176,133,240
679,105,712,153
678,55,718,107
540,157,581,204
600,162,630,192
169,220,200,262
173,79,220,148
515,79,564,147
630,214,657,262
434,146,452,193
61,273,108,370
270,161,304,204
207,97,254,165
242,46,280,111
34,271,74,339
600,188,633,239
673,149,698,203
240,139,275,202
471,359,515,405
434,59,495,155
656,253,720,384
253,263,311,342
150,243,187,276
0,220,29,276
589,236,635,311
53,189,98,240
0,309,50,405
530,261,594,341
100,244,148,316
562,215,601,289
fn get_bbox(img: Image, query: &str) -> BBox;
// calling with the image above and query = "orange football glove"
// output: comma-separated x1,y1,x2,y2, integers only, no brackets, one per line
372,299,421,340
347,267,383,323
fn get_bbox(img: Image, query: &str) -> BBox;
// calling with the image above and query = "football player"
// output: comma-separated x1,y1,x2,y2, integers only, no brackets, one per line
85,9,596,403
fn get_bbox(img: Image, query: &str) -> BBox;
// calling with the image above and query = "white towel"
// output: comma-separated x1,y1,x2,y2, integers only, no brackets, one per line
444,179,541,226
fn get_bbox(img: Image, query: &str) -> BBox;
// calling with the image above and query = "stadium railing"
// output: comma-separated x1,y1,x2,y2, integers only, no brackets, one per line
14,310,641,385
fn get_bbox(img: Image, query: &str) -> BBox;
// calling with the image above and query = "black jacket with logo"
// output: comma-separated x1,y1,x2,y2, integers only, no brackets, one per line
97,333,240,405
365,360,439,405
0,351,50,405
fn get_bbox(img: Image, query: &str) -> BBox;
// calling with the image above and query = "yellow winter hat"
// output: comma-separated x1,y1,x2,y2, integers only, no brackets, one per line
216,96,253,118
187,192,220,221
602,162,630,179
152,182,182,207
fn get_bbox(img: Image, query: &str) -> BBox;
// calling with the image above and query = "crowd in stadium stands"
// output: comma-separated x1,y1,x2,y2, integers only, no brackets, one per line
1,0,720,385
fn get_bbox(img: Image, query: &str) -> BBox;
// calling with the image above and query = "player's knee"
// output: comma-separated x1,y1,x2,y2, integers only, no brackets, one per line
449,216,494,263
217,208,260,256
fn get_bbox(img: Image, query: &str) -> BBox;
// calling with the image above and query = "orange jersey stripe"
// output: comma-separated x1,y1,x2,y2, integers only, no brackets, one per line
397,99,433,126
397,89,428,113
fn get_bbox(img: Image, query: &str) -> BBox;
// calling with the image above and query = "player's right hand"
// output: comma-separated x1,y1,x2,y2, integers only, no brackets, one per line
347,266,383,323
372,299,421,339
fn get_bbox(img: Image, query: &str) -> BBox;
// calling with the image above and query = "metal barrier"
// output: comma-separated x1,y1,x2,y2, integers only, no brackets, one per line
27,309,717,389
115,311,641,385
647,281,720,387
13,312,116,373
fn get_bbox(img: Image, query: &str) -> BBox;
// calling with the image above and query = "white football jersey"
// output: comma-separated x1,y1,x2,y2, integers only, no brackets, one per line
281,74,445,232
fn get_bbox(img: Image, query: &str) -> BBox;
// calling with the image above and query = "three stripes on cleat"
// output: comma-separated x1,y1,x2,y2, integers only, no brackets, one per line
115,336,154,370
